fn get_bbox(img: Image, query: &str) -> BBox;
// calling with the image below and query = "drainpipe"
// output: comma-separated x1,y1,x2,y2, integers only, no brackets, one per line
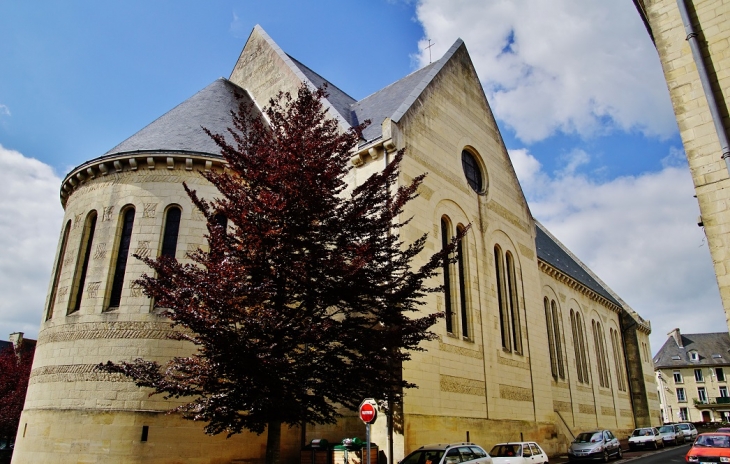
676,0,730,171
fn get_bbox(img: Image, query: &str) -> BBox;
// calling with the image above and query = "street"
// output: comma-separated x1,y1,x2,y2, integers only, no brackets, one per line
551,442,691,463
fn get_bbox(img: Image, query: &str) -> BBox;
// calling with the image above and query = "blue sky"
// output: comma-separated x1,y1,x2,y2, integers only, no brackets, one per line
0,0,723,354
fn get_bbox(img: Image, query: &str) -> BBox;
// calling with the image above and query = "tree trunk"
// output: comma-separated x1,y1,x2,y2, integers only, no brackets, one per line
265,419,282,464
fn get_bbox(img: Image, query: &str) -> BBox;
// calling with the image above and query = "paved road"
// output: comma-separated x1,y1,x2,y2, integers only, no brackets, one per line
550,442,691,463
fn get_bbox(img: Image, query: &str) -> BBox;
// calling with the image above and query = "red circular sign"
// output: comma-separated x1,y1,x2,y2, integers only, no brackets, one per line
359,403,377,424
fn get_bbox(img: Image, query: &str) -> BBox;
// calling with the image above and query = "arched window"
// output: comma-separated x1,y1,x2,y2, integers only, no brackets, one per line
494,246,510,350
506,252,522,353
570,310,584,383
46,220,71,320
597,322,610,388
456,224,469,338
545,298,557,378
576,311,589,384
593,320,610,388
610,328,626,391
68,211,98,314
160,206,182,258
108,207,135,310
551,300,564,379
441,217,454,334
461,150,483,193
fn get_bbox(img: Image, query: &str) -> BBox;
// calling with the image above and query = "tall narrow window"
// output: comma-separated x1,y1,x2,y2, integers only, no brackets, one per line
592,321,605,387
161,206,181,258
456,225,469,338
570,310,584,383
551,301,564,379
68,212,98,314
576,311,589,384
545,298,557,378
441,217,454,334
610,328,626,391
46,220,72,320
506,252,522,353
108,207,135,309
494,246,510,350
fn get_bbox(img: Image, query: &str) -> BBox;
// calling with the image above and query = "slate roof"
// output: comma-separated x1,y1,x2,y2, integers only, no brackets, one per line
285,37,464,145
0,340,11,353
103,78,256,158
654,332,730,368
535,222,621,307
287,55,357,127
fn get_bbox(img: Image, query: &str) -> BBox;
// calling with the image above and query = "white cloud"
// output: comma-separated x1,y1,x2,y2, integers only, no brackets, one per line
414,0,677,143
511,147,724,353
0,145,63,341
0,104,10,117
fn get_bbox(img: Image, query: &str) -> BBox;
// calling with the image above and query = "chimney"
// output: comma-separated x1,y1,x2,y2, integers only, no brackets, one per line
668,328,683,348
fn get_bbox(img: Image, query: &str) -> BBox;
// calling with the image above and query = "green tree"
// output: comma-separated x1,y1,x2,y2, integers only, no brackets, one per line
100,85,462,464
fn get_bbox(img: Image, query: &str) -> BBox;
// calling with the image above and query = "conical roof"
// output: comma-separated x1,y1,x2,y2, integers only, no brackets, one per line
104,78,255,158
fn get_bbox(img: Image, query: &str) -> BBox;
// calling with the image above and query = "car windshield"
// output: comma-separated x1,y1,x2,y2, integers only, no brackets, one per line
632,428,653,437
658,426,674,433
489,445,522,457
575,432,603,443
694,435,730,448
678,424,689,430
401,450,445,464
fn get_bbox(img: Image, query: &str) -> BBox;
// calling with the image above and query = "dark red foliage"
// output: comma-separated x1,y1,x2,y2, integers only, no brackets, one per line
0,344,34,440
99,85,462,441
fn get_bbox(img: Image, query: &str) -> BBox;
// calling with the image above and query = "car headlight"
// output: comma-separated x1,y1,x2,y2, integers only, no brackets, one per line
720,458,730,463
592,445,604,453
687,457,698,463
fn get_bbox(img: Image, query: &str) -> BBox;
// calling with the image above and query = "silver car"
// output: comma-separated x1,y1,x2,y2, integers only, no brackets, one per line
676,422,698,441
657,424,686,445
567,430,622,462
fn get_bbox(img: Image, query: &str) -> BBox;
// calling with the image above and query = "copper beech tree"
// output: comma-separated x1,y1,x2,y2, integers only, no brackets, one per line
0,343,34,445
99,85,463,464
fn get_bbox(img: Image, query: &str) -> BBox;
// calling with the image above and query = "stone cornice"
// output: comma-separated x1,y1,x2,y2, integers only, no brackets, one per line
538,259,623,313
60,151,226,207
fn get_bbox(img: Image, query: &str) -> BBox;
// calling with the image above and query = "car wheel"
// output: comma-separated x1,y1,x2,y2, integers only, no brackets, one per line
602,450,609,463
653,440,658,450
616,448,623,460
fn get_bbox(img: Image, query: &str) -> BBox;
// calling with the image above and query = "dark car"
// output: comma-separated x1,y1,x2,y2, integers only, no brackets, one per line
567,430,622,462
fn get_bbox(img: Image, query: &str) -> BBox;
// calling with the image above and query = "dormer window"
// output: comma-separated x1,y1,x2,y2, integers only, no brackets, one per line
689,351,699,362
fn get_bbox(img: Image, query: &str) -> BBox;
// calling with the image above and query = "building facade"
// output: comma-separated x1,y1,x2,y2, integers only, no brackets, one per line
635,0,730,330
655,328,730,423
11,26,659,464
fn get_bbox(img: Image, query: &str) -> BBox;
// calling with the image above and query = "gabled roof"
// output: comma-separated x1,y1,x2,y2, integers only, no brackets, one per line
535,222,621,307
287,55,357,127
350,39,463,144
104,78,256,158
654,332,730,368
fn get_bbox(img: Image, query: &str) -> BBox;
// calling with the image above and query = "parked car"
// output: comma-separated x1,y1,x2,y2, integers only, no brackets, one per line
677,423,699,441
489,442,548,464
567,430,622,462
658,424,686,445
716,427,730,433
401,443,493,464
628,427,664,450
685,432,730,462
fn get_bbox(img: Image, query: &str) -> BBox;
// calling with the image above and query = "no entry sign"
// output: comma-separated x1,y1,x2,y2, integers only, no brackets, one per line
359,400,377,424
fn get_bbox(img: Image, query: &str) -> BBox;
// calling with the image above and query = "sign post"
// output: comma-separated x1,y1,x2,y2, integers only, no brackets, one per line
359,399,378,464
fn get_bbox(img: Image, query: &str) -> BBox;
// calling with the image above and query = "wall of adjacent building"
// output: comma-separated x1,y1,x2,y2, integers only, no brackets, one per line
639,0,730,329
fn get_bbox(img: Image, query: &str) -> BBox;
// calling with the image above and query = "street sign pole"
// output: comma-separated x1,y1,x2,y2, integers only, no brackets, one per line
359,399,378,464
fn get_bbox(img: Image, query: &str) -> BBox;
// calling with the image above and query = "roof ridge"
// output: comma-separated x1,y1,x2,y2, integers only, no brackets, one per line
391,38,464,123
286,54,356,102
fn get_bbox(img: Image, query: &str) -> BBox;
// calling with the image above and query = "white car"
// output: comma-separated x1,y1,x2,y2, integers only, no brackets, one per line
401,443,492,464
676,422,698,441
628,427,664,450
489,442,548,464
657,424,686,445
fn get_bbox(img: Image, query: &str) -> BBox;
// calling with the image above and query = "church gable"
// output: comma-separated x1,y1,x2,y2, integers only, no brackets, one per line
229,25,351,131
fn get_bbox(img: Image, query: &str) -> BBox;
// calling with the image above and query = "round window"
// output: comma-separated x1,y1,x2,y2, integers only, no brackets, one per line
461,150,484,193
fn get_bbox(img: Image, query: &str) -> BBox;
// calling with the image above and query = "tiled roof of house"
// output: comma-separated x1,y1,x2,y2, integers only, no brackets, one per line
654,332,730,368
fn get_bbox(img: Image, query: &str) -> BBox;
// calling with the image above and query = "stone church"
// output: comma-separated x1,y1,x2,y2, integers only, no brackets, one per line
11,26,659,464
